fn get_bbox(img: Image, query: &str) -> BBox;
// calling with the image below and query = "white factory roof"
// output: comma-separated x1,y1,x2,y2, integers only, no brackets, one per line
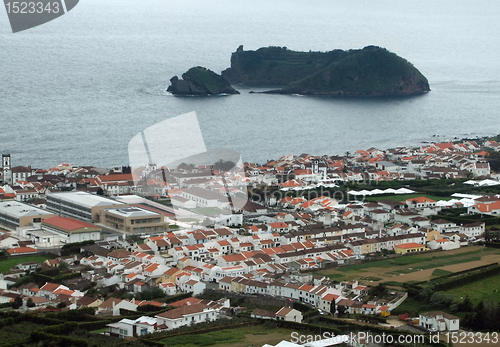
0,201,54,218
48,191,123,209
104,206,159,218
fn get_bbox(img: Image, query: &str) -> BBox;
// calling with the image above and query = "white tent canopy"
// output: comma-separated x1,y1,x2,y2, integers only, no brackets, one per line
464,179,500,187
348,188,416,196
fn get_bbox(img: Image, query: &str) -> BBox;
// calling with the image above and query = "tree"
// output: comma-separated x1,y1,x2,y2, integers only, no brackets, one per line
471,301,486,328
337,305,347,317
12,296,23,309
486,151,500,172
459,297,473,312
418,284,435,301
27,298,35,308
330,300,336,315
369,283,388,298
430,291,454,307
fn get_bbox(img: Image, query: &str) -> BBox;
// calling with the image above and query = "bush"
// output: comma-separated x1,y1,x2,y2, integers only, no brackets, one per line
429,292,455,307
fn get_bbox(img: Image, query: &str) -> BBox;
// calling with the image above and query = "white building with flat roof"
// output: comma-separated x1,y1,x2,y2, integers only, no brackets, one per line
100,206,168,233
0,201,55,229
46,191,123,222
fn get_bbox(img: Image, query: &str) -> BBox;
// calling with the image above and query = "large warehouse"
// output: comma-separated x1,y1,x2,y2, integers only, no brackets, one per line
46,191,124,222
0,201,56,229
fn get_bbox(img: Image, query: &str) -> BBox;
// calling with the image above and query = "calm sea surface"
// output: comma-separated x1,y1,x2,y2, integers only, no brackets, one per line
1,0,500,168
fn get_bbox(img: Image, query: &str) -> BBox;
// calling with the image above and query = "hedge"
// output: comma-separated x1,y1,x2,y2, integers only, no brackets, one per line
482,241,500,249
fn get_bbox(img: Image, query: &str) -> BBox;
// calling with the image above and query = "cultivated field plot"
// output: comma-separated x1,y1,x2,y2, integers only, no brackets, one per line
159,326,294,347
317,246,500,285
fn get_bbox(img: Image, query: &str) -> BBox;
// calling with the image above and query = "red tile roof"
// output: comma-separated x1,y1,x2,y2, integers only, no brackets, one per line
42,216,96,231
7,247,38,255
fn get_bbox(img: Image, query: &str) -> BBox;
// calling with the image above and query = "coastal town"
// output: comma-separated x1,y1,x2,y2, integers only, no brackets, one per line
0,136,499,346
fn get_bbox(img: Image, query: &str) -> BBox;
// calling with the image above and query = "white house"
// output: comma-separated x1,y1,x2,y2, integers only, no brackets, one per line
460,222,485,238
275,307,303,323
98,297,138,316
155,302,223,330
178,279,206,296
427,238,460,251
419,311,459,332
107,316,157,338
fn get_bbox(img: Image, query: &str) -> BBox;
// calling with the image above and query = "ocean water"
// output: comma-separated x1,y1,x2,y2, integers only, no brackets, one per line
1,0,500,168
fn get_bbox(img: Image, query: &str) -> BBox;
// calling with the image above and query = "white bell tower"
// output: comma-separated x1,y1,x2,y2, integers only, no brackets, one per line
2,154,12,185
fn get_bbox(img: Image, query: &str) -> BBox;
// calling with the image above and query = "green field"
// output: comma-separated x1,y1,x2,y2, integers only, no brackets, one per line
159,326,294,347
431,269,453,277
193,207,224,216
385,256,482,275
447,275,500,305
0,255,50,274
317,247,500,284
336,249,493,273
392,274,500,317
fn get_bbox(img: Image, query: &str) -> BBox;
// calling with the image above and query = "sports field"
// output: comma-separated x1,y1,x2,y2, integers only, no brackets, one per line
317,246,500,285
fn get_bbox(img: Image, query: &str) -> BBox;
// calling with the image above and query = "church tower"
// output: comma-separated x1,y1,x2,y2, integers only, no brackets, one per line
312,160,319,174
2,154,12,185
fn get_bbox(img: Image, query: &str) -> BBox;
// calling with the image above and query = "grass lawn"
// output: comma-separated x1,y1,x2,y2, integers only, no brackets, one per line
159,326,294,347
447,275,500,305
193,207,223,216
392,272,500,316
0,255,50,274
90,328,109,334
431,269,453,277
385,256,482,275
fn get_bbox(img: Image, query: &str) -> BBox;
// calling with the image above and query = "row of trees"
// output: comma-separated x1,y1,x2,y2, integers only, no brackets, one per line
483,229,500,242
462,300,500,331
